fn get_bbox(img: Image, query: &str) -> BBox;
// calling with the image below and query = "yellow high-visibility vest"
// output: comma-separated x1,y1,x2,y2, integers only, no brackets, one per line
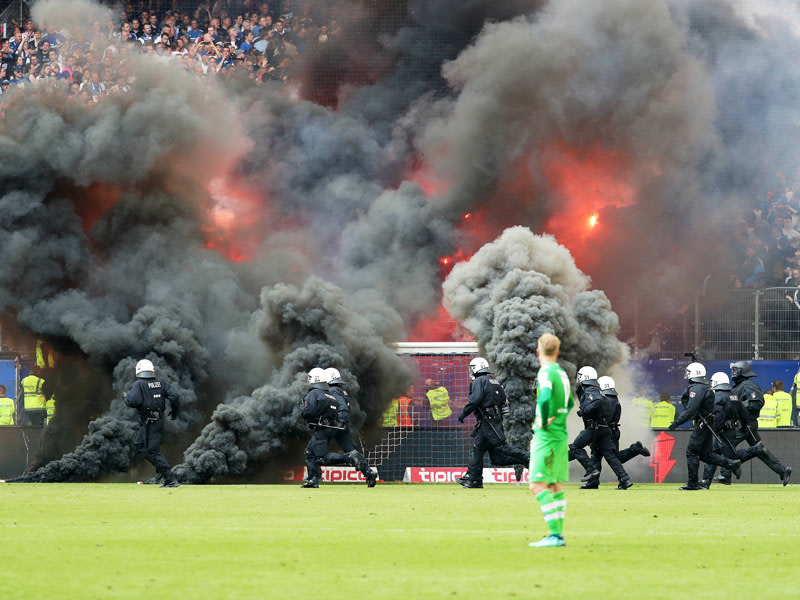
773,390,792,427
45,396,56,425
758,394,778,428
36,340,55,369
380,399,399,427
650,400,676,428
21,375,47,411
0,396,14,425
426,387,452,421
632,397,654,428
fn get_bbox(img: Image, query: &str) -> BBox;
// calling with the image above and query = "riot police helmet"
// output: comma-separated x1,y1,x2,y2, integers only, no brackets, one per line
685,362,707,383
135,359,155,379
307,367,329,389
597,375,617,396
730,361,756,381
469,357,491,379
577,366,598,384
325,367,343,385
710,372,731,391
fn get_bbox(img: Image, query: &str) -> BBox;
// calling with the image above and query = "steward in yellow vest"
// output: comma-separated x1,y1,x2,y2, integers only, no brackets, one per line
771,381,793,427
20,365,47,426
380,398,399,427
0,385,14,425
757,392,778,428
425,380,452,421
632,396,654,428
650,393,676,428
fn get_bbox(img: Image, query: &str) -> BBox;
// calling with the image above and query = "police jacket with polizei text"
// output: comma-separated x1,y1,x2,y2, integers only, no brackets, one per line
577,381,605,423
124,377,179,420
674,381,714,427
712,389,749,432
602,393,622,427
328,384,350,426
301,387,339,425
460,374,506,421
732,378,765,423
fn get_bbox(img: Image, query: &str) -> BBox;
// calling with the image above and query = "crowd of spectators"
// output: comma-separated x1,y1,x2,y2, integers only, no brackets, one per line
729,184,800,291
0,1,342,102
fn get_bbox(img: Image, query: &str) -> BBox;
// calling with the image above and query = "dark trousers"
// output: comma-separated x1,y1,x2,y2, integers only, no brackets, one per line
25,409,46,427
569,427,595,472
134,419,171,475
585,427,630,485
703,429,764,481
467,420,529,482
685,425,735,485
322,428,370,475
305,427,336,480
719,420,786,478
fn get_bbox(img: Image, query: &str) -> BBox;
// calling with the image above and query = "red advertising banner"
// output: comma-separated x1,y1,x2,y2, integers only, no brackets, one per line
284,466,377,483
402,467,528,483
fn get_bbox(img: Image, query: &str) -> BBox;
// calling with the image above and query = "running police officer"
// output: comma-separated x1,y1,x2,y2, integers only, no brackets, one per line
701,372,766,487
568,366,601,482
124,359,181,488
300,367,340,488
581,376,650,489
578,373,633,490
319,367,378,487
457,357,529,488
724,361,792,485
669,362,742,490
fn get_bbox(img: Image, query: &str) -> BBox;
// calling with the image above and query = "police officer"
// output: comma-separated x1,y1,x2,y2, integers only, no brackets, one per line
300,367,340,489
319,368,378,487
579,373,633,490
723,361,792,486
124,359,181,488
669,362,742,490
701,372,766,487
457,357,529,489
568,366,601,482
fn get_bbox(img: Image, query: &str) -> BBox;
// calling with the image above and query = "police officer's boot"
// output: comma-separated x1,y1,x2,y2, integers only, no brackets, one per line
730,459,742,480
301,477,319,488
633,441,651,457
160,468,180,488
514,464,524,483
699,479,711,489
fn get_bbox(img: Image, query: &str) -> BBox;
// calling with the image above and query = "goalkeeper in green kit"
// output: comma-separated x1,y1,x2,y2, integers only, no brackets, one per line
529,333,574,548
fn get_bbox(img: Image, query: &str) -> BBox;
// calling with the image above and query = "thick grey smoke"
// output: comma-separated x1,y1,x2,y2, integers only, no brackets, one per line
442,227,628,450
7,0,800,482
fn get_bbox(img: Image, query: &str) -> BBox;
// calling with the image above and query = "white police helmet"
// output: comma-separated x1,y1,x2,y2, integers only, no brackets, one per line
710,372,731,391
307,367,328,389
469,357,490,379
135,359,155,379
325,367,343,385
685,362,707,383
597,375,617,395
577,366,598,384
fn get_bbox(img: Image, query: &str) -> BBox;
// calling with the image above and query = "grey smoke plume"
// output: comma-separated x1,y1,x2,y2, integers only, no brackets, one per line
442,226,628,450
7,0,800,482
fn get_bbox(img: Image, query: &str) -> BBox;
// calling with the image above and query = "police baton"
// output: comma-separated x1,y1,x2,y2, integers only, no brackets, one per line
697,412,736,454
475,405,503,439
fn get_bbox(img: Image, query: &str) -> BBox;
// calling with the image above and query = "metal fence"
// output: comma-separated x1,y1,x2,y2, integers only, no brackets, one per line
631,287,800,362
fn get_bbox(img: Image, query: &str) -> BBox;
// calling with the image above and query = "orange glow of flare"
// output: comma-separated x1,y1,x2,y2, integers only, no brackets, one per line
588,213,598,228
204,177,265,262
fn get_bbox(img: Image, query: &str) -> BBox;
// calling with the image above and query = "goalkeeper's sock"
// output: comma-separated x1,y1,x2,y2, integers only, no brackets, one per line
551,490,566,536
536,489,559,536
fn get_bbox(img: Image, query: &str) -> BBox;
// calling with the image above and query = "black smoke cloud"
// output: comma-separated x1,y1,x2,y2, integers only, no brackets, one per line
442,226,628,449
7,0,800,482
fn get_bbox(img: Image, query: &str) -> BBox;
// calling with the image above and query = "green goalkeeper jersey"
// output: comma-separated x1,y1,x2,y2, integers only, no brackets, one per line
533,361,574,442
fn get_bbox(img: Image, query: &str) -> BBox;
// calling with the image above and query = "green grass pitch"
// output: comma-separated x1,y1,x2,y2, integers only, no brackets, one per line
2,482,797,599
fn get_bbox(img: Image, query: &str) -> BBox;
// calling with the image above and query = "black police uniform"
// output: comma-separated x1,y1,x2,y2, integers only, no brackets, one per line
726,375,791,483
702,386,766,486
459,372,529,487
580,386,632,489
124,376,180,486
300,386,340,487
568,381,599,477
670,380,740,489
320,383,377,487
